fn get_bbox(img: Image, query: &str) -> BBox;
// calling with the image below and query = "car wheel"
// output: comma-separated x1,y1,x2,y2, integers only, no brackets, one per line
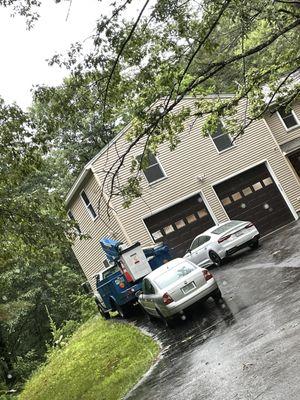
212,288,222,303
249,238,259,250
112,300,131,319
147,313,157,323
209,251,222,267
97,303,111,320
155,308,175,329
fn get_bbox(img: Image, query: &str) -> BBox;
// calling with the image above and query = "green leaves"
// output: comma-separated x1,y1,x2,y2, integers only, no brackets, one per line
0,96,88,392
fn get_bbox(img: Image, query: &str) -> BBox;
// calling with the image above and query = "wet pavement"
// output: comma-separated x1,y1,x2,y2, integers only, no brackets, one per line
124,221,300,400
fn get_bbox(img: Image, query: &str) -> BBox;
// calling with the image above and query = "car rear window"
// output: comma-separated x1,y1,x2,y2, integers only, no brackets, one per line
154,263,196,289
212,221,239,234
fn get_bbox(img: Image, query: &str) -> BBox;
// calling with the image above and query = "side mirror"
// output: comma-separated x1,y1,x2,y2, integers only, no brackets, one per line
135,290,143,298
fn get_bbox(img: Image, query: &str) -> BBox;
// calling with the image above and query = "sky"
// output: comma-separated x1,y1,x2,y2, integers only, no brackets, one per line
0,0,107,110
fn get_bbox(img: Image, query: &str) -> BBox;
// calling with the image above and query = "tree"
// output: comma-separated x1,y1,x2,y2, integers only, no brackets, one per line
0,98,91,393
31,0,300,207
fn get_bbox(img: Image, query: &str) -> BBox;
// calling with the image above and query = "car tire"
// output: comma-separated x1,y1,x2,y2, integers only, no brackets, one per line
209,251,222,267
155,308,175,329
111,300,131,319
249,238,259,250
97,303,111,320
212,288,222,303
147,313,157,323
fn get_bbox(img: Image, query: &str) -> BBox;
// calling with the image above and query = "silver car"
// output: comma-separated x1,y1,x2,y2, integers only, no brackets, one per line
184,220,260,267
138,258,221,326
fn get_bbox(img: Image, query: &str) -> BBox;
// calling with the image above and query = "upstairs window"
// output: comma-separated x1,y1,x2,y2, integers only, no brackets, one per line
211,121,233,152
138,153,166,184
67,209,81,234
81,190,97,220
278,107,299,130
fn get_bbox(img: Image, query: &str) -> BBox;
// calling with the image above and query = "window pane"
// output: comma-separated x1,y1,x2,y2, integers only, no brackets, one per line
198,209,208,218
242,187,252,196
154,263,196,289
263,177,273,186
88,204,97,219
148,153,158,166
175,219,185,229
283,114,298,129
144,164,165,183
212,221,240,234
67,210,75,220
164,225,174,235
221,197,231,206
211,122,224,138
278,107,298,128
197,235,210,246
213,134,232,151
81,191,90,206
152,230,163,240
252,182,263,191
232,192,242,201
190,238,199,251
186,214,197,224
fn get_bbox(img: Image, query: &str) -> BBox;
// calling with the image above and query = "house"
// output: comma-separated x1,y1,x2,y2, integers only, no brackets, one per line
65,95,300,286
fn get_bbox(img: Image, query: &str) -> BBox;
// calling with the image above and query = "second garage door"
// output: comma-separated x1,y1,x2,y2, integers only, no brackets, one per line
144,194,215,257
214,163,294,236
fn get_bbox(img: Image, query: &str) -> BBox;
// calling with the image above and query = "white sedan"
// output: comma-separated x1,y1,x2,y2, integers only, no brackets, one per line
184,220,260,267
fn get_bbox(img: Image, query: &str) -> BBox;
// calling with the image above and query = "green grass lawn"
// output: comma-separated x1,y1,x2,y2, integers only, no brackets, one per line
18,317,159,400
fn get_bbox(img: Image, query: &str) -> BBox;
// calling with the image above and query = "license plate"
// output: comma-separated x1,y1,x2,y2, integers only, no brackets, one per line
181,281,196,294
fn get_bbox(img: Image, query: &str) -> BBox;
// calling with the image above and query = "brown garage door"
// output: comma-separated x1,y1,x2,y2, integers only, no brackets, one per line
288,150,300,178
214,163,294,236
144,194,215,257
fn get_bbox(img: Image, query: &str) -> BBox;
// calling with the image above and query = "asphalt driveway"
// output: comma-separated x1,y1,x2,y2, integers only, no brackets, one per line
125,220,300,400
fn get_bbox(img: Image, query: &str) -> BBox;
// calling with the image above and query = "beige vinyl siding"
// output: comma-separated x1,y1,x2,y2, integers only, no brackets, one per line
68,97,300,283
92,98,300,246
264,102,300,145
68,174,129,288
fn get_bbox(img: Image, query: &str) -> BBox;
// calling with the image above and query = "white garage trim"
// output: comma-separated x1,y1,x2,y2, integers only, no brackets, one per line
265,162,298,221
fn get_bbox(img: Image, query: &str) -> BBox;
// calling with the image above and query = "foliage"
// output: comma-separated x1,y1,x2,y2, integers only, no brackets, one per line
1,0,300,395
18,317,159,400
0,0,41,28
30,0,300,207
0,97,94,394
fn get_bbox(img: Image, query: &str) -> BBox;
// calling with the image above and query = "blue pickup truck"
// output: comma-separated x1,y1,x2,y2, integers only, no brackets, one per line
94,239,171,319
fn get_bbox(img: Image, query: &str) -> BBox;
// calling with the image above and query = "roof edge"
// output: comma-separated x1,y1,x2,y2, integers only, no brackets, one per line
65,94,234,204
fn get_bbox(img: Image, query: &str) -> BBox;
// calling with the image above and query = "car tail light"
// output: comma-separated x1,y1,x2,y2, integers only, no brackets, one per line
203,269,213,281
218,235,231,243
162,292,174,305
245,222,254,229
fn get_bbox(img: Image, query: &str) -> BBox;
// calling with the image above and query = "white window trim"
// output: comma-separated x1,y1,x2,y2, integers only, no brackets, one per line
209,120,237,154
139,154,167,186
80,190,98,221
276,109,300,132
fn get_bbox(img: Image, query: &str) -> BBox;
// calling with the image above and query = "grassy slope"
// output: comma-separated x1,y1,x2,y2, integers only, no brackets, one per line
18,317,159,400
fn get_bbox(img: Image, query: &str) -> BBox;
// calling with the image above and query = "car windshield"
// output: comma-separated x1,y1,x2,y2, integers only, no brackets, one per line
102,265,120,279
212,221,240,235
154,263,196,289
